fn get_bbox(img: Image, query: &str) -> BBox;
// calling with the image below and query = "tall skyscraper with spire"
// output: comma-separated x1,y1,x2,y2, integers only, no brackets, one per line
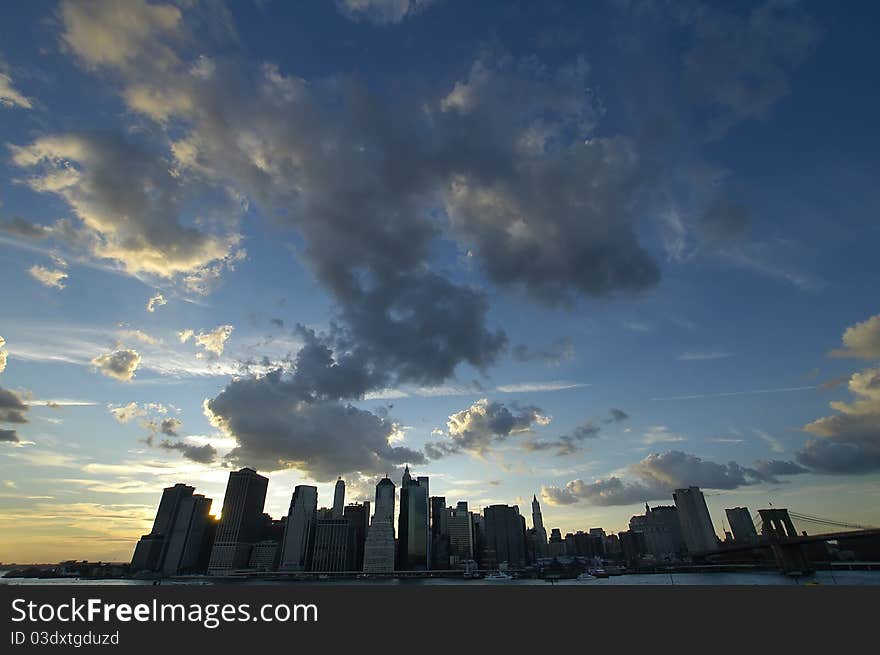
532,494,549,558
332,477,345,518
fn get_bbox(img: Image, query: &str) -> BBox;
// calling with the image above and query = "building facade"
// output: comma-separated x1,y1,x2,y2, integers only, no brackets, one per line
673,486,718,554
208,468,269,573
280,484,318,571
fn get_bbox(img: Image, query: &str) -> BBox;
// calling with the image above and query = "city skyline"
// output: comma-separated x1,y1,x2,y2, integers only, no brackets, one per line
2,0,880,563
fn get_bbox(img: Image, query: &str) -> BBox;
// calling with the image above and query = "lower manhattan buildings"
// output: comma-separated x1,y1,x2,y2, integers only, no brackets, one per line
134,467,741,577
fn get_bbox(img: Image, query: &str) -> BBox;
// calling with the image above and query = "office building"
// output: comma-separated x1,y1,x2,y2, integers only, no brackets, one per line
548,527,566,558
363,477,396,573
373,476,395,526
483,504,527,569
397,467,430,570
343,502,370,570
280,485,318,571
673,486,719,554
531,495,549,558
628,504,686,561
332,477,346,518
160,493,214,575
248,540,280,571
447,501,474,565
311,518,355,571
430,496,449,569
726,507,759,543
208,468,269,573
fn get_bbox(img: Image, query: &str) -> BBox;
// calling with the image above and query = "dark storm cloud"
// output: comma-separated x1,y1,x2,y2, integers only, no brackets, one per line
159,440,217,464
205,368,424,480
0,428,20,443
751,458,809,482
0,387,29,424
607,408,629,422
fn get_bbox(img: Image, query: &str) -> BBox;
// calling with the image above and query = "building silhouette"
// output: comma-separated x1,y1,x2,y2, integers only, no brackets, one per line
363,477,396,573
397,467,430,570
132,483,216,575
343,502,370,570
430,496,449,569
629,504,686,561
531,495,549,558
483,504,527,569
332,477,345,519
208,468,269,573
311,518,355,571
447,501,474,566
726,507,759,544
280,484,318,571
673,486,718,553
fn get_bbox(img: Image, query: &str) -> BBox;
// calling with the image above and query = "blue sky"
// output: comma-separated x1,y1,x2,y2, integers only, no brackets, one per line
0,0,879,562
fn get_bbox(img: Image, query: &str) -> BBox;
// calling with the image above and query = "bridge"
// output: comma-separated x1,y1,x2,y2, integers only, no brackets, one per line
694,508,880,574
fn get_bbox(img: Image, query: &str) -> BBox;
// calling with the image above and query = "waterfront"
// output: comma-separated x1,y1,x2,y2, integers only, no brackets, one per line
3,569,879,586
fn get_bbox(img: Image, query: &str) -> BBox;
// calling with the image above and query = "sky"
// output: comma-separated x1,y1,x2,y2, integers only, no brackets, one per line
0,0,879,563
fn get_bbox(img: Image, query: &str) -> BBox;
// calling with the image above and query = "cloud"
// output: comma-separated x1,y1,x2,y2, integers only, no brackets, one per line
607,408,629,422
542,449,807,506
158,439,217,464
495,381,585,393
193,325,233,357
205,368,424,480
153,417,182,437
108,401,147,423
678,351,732,361
0,335,7,374
28,265,68,290
146,292,167,312
0,217,52,239
90,349,141,381
511,337,575,366
0,429,20,443
797,367,880,473
830,313,880,360
0,386,29,424
59,0,182,71
642,426,686,445
336,0,436,24
0,72,32,109
524,421,600,456
425,398,550,458
10,132,243,292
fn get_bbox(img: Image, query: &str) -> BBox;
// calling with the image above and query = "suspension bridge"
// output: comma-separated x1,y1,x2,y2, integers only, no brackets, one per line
696,507,880,574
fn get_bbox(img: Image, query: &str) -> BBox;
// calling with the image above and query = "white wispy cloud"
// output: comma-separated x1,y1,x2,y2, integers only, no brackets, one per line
652,385,817,401
678,351,732,361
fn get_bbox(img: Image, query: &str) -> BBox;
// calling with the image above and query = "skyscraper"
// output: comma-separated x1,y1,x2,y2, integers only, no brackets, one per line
363,477,396,573
483,504,527,569
531,494,549,558
161,493,214,575
208,468,269,573
673,486,719,554
332,477,345,519
280,484,318,571
397,466,430,570
373,475,395,526
131,483,195,573
447,501,474,565
430,496,449,569
726,507,759,543
311,518,355,571
343,502,370,570
628,504,686,561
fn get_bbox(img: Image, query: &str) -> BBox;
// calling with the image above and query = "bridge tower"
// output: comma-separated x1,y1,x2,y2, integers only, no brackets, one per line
758,509,813,574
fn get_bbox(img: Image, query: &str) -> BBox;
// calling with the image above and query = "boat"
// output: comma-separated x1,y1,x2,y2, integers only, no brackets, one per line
575,572,596,581
588,567,609,578
484,571,514,581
